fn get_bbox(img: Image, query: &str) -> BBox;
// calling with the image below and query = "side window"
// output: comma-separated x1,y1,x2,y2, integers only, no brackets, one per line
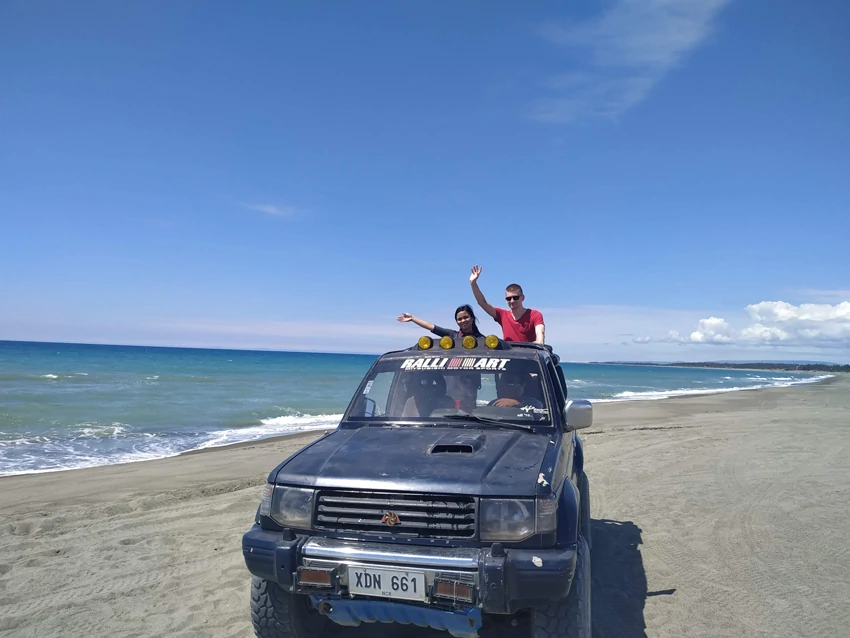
556,365,568,401
546,359,566,412
352,371,394,417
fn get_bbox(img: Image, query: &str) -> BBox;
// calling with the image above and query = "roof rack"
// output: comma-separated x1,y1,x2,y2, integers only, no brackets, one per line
505,342,559,364
392,337,559,362
504,342,553,353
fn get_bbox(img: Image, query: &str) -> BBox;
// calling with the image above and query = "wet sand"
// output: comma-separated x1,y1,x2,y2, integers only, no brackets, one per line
1,376,848,637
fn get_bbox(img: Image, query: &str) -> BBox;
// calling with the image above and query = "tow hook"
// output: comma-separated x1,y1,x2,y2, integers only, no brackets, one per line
317,601,333,615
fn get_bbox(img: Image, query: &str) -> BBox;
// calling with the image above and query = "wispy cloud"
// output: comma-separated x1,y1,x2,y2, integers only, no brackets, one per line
532,0,731,123
242,203,300,218
148,306,713,358
145,317,416,354
795,288,850,303
5,301,848,361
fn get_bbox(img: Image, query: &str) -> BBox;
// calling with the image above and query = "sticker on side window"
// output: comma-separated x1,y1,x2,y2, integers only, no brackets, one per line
363,380,374,394
520,405,549,415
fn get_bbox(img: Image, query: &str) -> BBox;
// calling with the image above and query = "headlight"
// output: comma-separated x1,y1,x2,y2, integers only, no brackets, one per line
479,496,558,541
267,486,315,528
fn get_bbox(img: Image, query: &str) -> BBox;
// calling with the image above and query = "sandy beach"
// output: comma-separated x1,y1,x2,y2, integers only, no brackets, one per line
1,376,848,638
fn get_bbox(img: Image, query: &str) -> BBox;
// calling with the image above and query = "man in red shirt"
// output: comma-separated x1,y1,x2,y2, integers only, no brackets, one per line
469,265,545,344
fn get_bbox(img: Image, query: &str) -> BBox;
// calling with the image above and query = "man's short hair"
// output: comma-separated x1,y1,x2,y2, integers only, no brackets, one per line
506,283,523,296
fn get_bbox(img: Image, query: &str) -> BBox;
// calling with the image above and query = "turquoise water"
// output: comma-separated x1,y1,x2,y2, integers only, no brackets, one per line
0,340,829,476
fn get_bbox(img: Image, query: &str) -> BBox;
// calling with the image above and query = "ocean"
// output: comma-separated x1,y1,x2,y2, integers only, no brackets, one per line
0,340,830,477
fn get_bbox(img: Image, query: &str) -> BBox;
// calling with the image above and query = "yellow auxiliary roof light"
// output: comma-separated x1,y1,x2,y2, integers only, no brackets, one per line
462,335,477,349
418,336,433,350
484,335,500,349
439,335,454,349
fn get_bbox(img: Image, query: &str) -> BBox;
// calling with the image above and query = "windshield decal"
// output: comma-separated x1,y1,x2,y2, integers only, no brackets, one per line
449,357,510,370
400,357,510,371
400,357,449,370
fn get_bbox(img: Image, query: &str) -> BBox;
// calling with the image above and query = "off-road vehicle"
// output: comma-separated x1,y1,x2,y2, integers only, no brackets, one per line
242,335,592,637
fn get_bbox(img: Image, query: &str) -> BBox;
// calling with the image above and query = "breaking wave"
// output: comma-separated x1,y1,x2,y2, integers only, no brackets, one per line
197,413,342,450
593,374,833,402
0,413,342,477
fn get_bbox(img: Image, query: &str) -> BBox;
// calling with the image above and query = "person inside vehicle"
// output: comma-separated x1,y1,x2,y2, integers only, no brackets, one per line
401,372,455,417
442,370,481,413
469,265,545,344
396,304,485,341
489,371,545,409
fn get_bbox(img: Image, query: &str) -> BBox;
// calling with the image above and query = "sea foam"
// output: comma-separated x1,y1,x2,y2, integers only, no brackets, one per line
197,413,343,450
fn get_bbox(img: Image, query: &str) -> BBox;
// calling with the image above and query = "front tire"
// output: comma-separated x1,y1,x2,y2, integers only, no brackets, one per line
530,534,591,638
250,577,328,638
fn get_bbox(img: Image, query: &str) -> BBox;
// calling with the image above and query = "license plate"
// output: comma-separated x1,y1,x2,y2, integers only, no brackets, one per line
347,566,427,602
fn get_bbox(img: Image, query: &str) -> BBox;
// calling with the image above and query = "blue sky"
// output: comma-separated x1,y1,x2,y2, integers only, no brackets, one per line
1,1,848,361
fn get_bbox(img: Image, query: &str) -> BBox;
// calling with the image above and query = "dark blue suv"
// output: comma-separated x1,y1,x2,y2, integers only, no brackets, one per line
242,336,593,638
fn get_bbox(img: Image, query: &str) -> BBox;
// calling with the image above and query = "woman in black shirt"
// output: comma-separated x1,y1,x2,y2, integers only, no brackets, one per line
397,304,485,412
396,304,485,340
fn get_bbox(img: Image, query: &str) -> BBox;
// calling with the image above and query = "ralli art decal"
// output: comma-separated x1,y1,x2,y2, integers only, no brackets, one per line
400,357,510,371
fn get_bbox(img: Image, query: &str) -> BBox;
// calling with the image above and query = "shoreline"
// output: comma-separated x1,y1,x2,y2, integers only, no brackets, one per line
0,373,839,480
591,361,845,373
589,371,837,402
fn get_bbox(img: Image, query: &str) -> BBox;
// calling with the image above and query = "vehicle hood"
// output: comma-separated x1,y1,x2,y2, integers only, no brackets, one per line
272,425,553,497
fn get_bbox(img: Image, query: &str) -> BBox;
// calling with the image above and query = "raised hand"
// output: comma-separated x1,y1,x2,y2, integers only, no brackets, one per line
469,265,482,283
396,313,414,323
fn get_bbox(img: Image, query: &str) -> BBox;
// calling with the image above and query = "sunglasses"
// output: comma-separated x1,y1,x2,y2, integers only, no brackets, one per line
505,295,521,302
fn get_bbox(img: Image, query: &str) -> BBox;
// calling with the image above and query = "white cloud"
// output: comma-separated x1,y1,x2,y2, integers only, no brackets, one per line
533,0,730,123
739,323,789,344
638,300,850,349
243,203,299,218
689,316,734,343
748,300,850,324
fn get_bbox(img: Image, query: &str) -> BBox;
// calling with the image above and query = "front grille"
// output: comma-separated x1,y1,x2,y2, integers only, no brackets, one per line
314,490,476,539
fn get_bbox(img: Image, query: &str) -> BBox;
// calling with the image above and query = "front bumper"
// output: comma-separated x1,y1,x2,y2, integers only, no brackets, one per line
242,526,577,615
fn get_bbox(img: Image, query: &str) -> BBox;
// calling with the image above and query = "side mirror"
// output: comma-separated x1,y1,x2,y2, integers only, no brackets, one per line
564,399,592,432
363,397,377,417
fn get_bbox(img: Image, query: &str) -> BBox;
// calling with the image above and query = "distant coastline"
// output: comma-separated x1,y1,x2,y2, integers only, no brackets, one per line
592,361,849,373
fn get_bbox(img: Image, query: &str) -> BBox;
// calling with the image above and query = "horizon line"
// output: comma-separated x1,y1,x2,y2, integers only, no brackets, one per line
0,338,842,366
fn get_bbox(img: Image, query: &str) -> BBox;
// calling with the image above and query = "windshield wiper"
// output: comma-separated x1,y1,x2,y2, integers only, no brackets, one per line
442,414,535,432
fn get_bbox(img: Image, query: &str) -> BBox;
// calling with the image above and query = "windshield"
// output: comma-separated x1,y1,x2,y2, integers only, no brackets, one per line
346,354,551,426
